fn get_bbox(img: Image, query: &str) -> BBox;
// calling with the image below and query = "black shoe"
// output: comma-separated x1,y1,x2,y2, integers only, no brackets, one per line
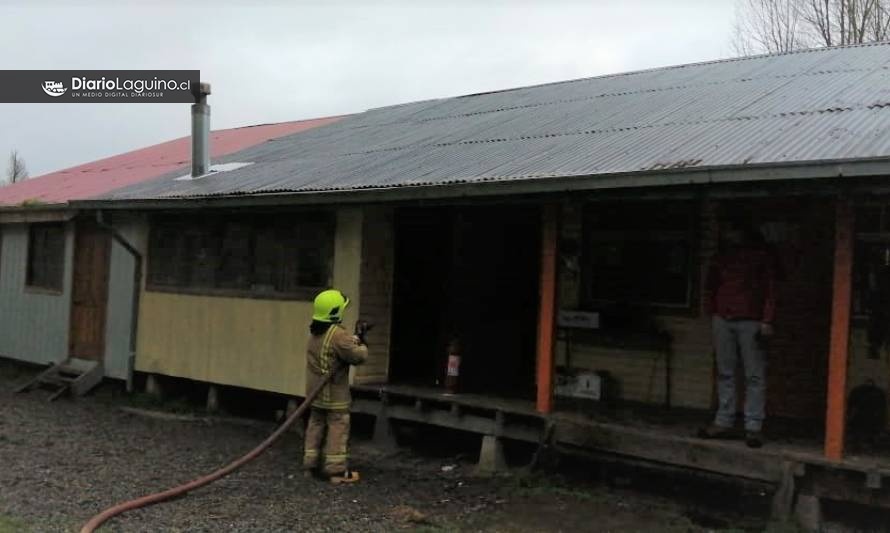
745,431,764,448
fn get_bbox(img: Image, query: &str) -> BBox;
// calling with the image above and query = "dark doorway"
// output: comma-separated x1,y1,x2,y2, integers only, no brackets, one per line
389,205,541,400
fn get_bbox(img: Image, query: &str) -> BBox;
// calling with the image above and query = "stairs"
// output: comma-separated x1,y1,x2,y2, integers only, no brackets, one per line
16,358,104,401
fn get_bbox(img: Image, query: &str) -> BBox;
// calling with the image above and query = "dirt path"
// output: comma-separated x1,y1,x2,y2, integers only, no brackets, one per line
1,361,716,532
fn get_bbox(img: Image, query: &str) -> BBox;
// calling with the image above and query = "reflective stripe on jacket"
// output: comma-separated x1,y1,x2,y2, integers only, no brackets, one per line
306,324,368,410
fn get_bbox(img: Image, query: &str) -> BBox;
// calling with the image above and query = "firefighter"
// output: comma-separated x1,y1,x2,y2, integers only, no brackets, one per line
303,289,368,483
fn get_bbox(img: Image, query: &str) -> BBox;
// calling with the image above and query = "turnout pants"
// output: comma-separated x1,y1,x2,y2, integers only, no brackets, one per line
712,315,767,432
303,407,350,476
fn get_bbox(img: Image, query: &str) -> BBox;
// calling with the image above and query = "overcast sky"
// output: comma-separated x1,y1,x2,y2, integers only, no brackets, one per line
0,0,737,177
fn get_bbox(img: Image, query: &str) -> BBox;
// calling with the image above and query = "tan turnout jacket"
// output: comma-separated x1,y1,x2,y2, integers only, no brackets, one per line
306,324,368,410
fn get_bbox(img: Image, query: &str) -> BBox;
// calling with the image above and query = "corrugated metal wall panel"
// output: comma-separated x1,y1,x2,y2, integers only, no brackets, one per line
103,216,148,380
0,223,73,365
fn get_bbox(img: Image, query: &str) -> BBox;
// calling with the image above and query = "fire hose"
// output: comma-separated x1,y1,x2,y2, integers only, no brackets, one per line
80,365,339,533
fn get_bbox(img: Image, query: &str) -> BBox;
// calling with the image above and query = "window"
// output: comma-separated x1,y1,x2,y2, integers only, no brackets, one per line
852,203,890,357
27,223,66,291
582,201,696,308
147,212,335,299
853,204,890,319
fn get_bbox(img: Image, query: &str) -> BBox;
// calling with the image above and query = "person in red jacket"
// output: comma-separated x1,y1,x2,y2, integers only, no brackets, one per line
699,218,777,448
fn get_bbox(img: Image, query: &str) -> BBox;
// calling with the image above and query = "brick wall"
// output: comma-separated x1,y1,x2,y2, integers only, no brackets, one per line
848,199,890,429
354,206,395,384
761,198,833,419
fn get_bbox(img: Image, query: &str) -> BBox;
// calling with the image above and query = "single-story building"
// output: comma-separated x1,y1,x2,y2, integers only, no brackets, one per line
0,117,342,392
5,42,890,523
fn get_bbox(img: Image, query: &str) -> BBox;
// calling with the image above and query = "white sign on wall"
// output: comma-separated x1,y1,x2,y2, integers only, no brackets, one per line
557,310,600,329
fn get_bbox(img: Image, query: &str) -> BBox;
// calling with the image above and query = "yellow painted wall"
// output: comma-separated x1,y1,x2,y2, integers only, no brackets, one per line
135,208,364,396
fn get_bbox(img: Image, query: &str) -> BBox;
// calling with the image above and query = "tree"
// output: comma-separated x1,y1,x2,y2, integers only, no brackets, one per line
733,0,806,55
5,149,28,184
732,0,890,55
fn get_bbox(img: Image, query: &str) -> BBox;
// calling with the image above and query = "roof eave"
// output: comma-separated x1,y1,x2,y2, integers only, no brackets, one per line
70,157,890,211
0,203,77,223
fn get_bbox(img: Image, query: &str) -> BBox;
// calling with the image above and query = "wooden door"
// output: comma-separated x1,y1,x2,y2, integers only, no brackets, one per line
69,220,111,360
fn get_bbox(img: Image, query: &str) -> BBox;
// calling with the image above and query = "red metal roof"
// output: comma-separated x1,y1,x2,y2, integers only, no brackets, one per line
0,116,342,207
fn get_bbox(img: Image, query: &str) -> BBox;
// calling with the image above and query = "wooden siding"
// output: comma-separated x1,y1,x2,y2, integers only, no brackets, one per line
134,208,363,396
355,206,395,384
556,199,721,409
0,222,74,365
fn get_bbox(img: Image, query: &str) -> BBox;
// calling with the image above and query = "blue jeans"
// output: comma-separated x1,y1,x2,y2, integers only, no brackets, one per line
712,315,767,432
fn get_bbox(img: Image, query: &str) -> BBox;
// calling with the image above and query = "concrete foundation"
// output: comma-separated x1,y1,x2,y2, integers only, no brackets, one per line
771,461,797,522
145,374,163,398
476,435,508,476
795,494,822,532
206,385,220,412
372,413,398,449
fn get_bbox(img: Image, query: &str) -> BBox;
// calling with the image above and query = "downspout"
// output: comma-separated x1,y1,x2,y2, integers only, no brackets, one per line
95,211,142,393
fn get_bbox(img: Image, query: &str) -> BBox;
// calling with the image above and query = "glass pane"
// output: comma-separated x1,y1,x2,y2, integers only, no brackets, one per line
252,221,281,292
857,206,882,233
217,222,252,290
183,223,219,288
296,221,333,288
585,202,693,306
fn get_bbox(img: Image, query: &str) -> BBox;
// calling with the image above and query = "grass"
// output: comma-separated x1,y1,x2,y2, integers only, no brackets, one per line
0,514,27,533
510,471,606,503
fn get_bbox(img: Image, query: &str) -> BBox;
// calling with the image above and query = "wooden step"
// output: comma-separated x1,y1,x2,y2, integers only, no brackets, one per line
15,358,104,401
40,375,76,386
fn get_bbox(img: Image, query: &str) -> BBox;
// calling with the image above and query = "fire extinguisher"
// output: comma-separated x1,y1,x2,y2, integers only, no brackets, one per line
445,338,461,394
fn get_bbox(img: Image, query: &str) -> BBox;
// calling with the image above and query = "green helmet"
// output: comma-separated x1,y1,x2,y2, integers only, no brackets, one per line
312,289,350,323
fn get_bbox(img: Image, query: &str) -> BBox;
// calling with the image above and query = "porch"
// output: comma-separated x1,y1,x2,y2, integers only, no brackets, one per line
362,187,890,525
352,382,890,512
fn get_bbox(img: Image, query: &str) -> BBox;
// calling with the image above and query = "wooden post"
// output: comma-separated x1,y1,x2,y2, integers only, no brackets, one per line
536,204,559,414
825,197,853,461
206,385,220,413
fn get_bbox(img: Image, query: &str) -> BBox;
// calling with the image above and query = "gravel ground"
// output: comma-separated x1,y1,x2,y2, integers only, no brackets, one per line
0,361,721,533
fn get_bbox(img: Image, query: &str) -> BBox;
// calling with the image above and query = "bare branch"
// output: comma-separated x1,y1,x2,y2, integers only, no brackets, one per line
732,0,890,55
6,149,28,184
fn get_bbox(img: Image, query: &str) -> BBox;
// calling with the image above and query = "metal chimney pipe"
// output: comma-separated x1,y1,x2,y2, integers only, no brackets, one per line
191,82,212,177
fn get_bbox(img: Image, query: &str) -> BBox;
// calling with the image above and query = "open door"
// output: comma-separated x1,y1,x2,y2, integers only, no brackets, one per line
69,219,111,361
389,205,541,399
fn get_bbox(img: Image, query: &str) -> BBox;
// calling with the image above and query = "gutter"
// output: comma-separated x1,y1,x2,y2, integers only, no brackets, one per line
95,211,142,393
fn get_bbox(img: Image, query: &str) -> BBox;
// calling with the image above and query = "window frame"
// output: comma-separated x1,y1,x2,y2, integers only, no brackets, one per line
25,222,66,294
580,201,700,312
852,202,890,322
145,212,335,301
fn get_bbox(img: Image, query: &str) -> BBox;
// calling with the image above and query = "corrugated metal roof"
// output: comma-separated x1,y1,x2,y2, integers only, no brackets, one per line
0,116,342,207
98,43,890,202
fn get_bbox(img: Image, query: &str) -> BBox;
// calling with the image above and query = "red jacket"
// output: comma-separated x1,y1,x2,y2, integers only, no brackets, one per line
705,246,777,323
